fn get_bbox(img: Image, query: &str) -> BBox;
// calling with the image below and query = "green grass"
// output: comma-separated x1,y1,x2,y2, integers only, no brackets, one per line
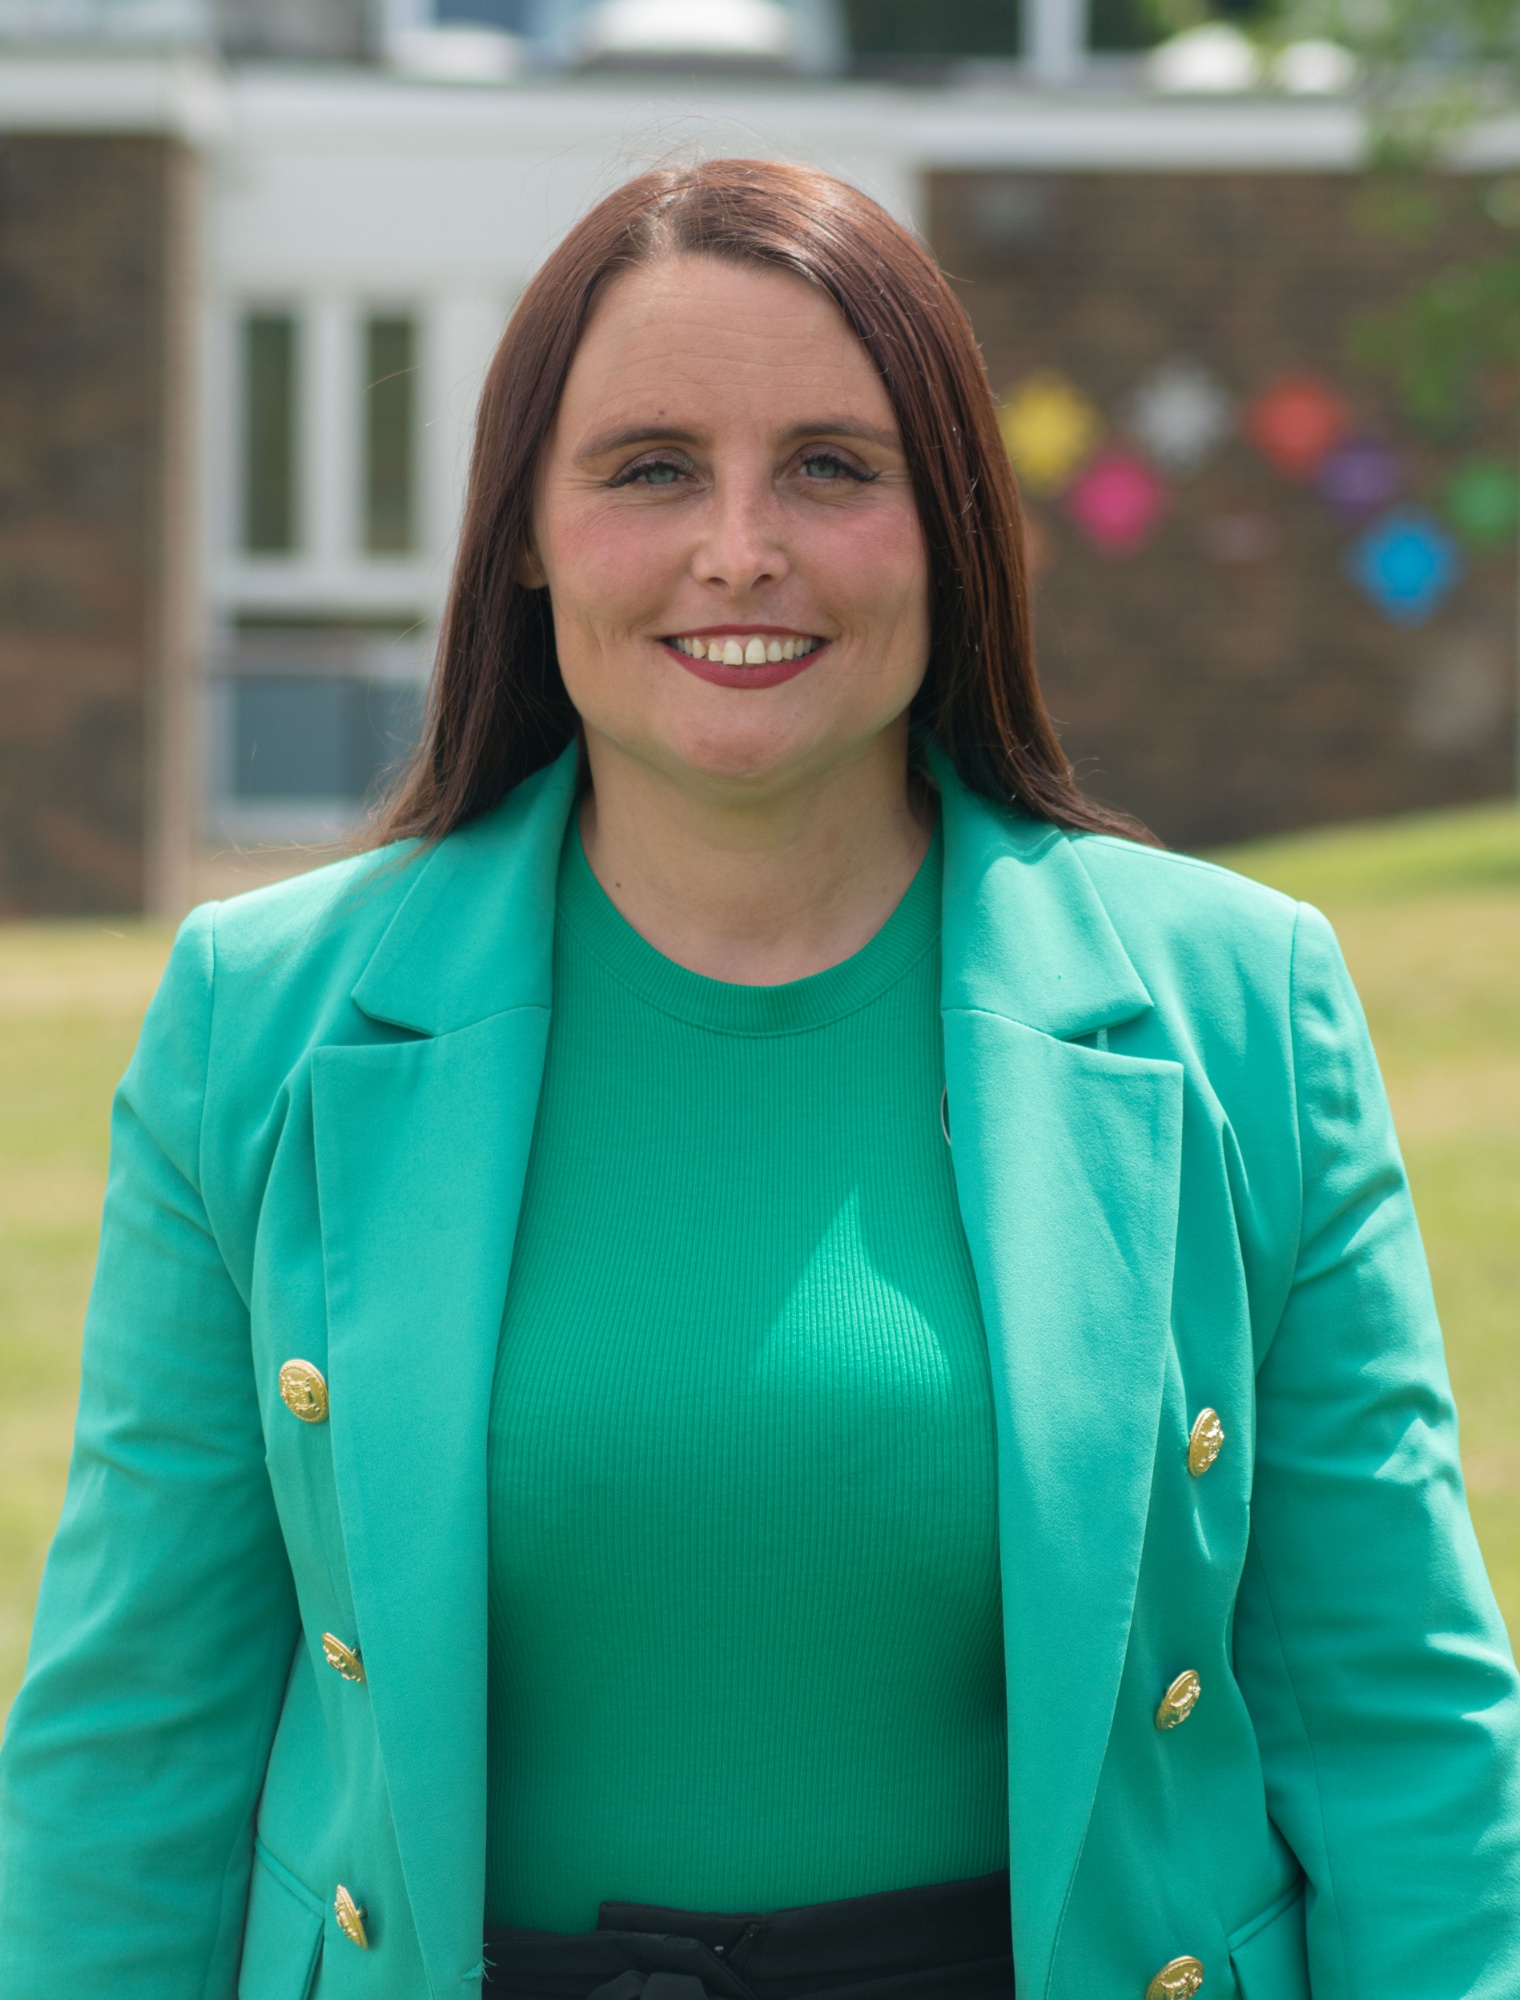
2,804,1518,1720
0,927,172,1718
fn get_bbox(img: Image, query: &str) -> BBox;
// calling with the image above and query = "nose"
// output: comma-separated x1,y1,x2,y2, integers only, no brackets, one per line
690,470,790,597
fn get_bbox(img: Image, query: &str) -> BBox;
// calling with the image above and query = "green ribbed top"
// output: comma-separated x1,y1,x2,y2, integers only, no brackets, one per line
484,821,1006,1933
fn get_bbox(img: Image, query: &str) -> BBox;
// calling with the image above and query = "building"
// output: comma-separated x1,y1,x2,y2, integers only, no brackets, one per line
1,0,1516,914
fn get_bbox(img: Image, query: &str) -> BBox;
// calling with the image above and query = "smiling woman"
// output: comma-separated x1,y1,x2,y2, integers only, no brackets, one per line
1,161,1518,2000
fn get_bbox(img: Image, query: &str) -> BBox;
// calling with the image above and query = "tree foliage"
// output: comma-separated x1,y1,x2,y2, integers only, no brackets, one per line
1259,0,1520,431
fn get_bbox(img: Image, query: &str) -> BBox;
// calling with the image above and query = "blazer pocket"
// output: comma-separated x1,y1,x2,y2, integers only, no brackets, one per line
239,1838,325,2000
1227,1881,1310,2000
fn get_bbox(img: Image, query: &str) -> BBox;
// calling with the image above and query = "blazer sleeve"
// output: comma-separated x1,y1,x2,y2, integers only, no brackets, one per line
0,904,299,1999
1232,901,1520,2000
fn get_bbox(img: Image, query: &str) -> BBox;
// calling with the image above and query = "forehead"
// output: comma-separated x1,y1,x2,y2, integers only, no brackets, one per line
555,253,896,433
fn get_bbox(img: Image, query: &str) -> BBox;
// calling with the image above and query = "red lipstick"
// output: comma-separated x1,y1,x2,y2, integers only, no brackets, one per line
661,629,828,691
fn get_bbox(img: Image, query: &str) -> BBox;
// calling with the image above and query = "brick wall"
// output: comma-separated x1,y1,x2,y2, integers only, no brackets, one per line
931,170,1518,849
0,133,192,917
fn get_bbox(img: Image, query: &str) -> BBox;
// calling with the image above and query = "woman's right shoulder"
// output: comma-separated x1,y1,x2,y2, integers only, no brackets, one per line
174,835,418,997
147,836,432,1075
200,835,425,987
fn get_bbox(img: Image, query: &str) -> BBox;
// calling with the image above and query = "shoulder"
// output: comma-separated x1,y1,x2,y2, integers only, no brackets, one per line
1061,832,1345,1111
142,841,428,1104
1066,832,1305,991
202,838,424,986
1066,829,1298,935
1069,831,1355,1031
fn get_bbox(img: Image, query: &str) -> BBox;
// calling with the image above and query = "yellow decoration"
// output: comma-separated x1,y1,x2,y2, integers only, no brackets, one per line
997,371,1103,494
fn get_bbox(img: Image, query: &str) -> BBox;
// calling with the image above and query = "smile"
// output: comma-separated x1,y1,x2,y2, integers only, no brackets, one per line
668,632,824,665
661,628,829,691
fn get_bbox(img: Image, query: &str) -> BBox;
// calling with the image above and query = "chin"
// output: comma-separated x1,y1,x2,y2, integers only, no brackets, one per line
666,733,813,792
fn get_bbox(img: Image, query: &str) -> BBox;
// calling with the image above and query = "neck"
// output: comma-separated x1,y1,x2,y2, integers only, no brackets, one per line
577,724,933,985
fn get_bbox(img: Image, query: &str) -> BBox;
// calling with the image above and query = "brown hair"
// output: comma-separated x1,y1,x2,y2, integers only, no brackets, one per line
374,158,1151,846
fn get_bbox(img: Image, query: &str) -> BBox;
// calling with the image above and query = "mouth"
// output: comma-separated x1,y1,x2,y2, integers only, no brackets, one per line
661,627,828,690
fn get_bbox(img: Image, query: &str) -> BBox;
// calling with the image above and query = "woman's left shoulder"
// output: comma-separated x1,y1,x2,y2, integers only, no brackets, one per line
1060,830,1366,1098
1070,829,1299,938
1066,829,1314,1002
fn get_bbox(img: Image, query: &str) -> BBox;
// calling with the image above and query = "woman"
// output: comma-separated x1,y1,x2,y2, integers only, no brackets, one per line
0,160,1517,2000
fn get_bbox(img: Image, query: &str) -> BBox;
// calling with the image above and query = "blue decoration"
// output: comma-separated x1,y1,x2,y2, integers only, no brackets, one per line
1346,509,1462,624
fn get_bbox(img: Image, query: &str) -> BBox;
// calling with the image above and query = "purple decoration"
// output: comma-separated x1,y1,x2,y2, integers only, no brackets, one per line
1318,438,1402,520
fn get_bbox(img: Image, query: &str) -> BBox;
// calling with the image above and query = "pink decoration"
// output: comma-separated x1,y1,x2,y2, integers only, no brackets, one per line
1246,376,1349,480
1066,449,1167,555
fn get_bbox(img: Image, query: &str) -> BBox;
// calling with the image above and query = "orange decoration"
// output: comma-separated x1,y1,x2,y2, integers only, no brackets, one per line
1246,375,1349,480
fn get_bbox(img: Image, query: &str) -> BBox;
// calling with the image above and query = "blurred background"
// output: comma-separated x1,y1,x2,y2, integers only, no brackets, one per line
0,0,1518,1716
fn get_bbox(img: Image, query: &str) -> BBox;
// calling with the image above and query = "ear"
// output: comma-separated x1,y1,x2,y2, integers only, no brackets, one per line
516,538,548,590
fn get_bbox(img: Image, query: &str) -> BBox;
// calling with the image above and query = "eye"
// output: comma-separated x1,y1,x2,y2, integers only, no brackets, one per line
798,449,873,484
610,454,691,489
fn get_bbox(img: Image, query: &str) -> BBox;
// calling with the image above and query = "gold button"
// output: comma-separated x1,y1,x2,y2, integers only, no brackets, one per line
335,1884,368,1948
1145,1956,1205,1999
279,1360,329,1425
1187,1407,1224,1477
322,1633,365,1683
1155,1669,1202,1731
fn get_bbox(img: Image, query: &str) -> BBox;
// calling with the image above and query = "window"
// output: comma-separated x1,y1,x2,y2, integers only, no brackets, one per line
364,314,419,555
217,626,429,829
232,675,424,801
436,0,531,25
844,0,1020,59
242,312,299,553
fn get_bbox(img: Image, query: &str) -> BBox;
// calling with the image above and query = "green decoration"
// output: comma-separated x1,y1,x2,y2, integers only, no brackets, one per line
1443,456,1520,549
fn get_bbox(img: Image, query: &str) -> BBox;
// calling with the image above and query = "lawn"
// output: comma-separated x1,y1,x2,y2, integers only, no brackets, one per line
2,803,1518,1721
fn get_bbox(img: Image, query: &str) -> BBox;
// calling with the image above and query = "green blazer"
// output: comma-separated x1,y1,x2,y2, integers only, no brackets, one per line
1,746,1517,2000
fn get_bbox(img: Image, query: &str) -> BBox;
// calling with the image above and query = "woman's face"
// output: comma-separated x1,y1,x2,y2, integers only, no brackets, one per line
527,253,931,801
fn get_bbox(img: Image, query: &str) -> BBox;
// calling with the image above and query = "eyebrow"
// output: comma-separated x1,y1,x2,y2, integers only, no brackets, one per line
573,417,903,462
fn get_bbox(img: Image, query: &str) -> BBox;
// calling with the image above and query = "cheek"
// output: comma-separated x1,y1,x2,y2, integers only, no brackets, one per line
542,500,684,632
818,500,929,620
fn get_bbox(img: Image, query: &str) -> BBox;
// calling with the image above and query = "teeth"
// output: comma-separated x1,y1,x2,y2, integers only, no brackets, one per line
671,634,818,663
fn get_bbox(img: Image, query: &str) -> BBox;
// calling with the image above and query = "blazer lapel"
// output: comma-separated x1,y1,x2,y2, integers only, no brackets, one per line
311,750,577,1991
936,759,1184,2000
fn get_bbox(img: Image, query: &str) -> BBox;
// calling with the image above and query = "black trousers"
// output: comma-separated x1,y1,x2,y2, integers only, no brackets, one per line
483,1871,1015,2000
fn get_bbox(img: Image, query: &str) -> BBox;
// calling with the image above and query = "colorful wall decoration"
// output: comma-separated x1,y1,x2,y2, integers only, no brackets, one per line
1346,510,1463,625
1123,358,1233,476
997,355,1511,624
998,371,1103,495
1066,449,1168,556
1244,376,1349,481
1318,438,1402,520
1443,457,1520,550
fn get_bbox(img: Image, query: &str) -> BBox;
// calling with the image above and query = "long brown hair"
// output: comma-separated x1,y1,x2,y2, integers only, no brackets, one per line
374,158,1150,846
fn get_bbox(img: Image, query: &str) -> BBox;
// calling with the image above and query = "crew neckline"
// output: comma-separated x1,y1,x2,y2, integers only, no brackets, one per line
556,818,942,1037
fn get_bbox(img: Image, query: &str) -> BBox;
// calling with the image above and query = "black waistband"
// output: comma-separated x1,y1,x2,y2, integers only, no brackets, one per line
483,1871,1014,2000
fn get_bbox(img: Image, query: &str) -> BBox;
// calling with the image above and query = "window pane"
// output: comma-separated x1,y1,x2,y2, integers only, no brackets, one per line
1089,0,1165,50
438,0,529,26
231,673,425,801
845,0,1020,58
242,313,298,553
364,315,417,554
233,677,350,797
